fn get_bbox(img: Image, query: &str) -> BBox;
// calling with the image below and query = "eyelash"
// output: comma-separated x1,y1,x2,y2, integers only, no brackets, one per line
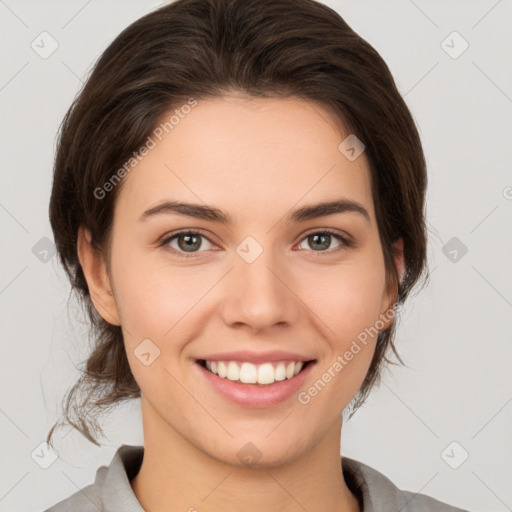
159,228,353,259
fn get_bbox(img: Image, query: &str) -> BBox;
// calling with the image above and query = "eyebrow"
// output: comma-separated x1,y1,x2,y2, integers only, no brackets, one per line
138,198,370,224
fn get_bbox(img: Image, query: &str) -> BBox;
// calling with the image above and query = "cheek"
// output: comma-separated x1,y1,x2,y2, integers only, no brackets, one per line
294,256,387,342
112,258,206,389
293,263,387,414
111,251,215,340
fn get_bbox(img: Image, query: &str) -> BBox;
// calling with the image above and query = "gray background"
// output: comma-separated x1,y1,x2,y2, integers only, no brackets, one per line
1,0,511,511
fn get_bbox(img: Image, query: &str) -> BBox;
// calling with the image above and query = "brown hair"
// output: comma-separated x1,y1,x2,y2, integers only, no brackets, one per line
46,0,428,448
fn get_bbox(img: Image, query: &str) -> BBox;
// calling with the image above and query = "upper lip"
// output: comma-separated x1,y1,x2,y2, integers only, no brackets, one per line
197,350,316,364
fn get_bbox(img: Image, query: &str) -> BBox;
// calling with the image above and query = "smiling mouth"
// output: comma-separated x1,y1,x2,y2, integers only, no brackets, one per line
196,358,316,386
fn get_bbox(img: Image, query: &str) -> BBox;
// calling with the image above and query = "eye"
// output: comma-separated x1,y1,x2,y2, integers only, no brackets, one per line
160,230,215,258
160,228,353,259
296,229,352,254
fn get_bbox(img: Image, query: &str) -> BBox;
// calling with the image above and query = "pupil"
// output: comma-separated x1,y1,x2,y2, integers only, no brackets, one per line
310,233,330,250
179,234,201,252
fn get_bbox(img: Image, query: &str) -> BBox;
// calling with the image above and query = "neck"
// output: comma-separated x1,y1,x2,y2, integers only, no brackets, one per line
130,397,360,512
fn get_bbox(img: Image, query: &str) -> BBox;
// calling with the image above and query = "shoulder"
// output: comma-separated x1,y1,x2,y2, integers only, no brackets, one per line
342,456,470,512
43,445,144,512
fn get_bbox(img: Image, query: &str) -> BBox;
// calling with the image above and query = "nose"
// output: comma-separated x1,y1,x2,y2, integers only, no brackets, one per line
219,244,301,333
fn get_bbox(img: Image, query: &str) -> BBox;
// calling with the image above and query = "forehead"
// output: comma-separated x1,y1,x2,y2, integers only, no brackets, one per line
114,95,374,225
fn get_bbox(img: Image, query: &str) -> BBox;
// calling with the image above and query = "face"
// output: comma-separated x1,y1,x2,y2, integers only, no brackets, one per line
80,94,402,467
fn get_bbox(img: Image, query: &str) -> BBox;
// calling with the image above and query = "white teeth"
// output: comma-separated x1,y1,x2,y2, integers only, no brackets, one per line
274,362,286,381
217,361,227,378
286,362,295,379
240,362,257,383
227,361,239,381
202,360,307,385
257,363,275,384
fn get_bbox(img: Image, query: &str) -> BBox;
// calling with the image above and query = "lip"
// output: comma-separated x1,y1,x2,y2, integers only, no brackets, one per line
195,359,317,408
197,350,314,365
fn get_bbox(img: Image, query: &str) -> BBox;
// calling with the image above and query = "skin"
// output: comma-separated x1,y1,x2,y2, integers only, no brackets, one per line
78,94,404,512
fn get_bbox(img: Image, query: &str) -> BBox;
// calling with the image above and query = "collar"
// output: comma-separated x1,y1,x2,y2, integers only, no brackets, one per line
90,444,467,512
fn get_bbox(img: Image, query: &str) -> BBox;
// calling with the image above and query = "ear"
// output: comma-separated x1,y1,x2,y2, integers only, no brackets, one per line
77,226,121,326
379,237,405,330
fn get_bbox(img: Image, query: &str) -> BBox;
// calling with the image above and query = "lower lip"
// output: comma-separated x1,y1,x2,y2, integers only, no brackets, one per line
195,360,316,408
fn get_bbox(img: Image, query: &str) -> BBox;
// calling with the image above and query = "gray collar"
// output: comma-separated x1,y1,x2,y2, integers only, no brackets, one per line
47,444,469,512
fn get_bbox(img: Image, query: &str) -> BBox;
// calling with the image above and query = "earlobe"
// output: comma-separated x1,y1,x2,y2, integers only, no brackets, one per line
379,237,405,330
77,226,121,326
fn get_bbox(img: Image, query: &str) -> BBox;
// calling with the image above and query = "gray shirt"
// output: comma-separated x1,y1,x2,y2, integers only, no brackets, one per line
44,444,469,511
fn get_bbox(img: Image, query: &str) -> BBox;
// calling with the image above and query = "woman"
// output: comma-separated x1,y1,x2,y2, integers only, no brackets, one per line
44,0,469,510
